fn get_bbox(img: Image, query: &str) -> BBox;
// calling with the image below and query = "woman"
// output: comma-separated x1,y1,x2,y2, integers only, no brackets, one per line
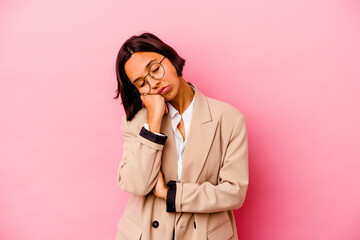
114,32,249,240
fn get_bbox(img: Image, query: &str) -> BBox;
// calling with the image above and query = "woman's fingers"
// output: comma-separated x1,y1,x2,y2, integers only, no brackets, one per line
152,170,168,200
141,94,168,116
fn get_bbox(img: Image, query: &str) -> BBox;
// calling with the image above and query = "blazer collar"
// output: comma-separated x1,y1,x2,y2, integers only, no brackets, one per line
161,82,219,183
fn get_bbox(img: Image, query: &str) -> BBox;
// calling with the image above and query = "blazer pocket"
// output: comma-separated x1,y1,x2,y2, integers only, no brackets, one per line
207,219,233,240
117,214,143,240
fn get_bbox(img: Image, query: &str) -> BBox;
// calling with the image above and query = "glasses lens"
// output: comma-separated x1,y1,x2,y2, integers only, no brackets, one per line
149,63,165,79
136,80,150,95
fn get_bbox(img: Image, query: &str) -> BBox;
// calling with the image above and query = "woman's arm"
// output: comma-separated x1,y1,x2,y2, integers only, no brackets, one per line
117,115,168,196
166,114,249,213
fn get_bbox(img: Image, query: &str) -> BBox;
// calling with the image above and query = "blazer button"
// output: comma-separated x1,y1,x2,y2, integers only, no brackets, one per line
152,220,159,228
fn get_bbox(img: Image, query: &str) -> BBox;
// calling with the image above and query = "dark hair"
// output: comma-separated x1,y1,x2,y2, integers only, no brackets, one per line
114,32,186,121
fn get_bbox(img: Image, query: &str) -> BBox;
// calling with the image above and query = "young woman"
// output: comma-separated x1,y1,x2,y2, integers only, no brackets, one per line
114,32,249,240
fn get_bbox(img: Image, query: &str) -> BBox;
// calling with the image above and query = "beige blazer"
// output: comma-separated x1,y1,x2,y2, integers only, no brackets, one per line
116,82,249,240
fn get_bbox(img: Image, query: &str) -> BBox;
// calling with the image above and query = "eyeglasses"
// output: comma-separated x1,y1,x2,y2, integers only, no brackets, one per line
133,56,166,96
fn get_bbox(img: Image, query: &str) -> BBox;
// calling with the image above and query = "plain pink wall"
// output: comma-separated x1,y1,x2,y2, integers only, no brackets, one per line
1,0,359,239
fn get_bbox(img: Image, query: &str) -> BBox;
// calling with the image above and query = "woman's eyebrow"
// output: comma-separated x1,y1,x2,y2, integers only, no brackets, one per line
133,59,156,83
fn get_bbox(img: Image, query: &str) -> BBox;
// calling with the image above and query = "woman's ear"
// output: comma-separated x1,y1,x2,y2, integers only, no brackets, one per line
140,95,144,107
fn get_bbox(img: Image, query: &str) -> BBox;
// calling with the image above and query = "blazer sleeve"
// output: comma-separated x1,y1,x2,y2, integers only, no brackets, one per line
166,114,249,213
117,115,168,196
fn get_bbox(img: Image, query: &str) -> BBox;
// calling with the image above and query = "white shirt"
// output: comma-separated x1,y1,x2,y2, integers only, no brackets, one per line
143,84,195,182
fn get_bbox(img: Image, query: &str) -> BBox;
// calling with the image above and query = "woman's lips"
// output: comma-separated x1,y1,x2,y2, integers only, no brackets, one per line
158,85,171,95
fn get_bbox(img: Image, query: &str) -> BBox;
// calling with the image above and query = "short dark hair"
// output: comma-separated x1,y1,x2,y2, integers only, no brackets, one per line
114,32,186,121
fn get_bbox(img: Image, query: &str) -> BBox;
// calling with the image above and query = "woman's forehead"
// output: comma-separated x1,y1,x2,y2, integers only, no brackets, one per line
124,52,162,80
127,52,162,65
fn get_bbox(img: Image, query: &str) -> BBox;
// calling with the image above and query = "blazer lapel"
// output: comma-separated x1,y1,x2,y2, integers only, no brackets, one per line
181,83,219,183
160,82,219,184
159,82,218,226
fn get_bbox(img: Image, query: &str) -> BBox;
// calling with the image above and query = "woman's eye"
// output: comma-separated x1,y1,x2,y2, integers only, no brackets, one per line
153,67,159,72
136,80,143,88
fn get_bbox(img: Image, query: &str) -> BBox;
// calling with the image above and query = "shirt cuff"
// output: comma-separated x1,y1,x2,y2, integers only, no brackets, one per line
139,124,168,145
166,180,176,212
143,123,166,136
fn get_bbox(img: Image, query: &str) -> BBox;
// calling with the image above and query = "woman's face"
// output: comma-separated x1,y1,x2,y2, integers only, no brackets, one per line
124,51,180,101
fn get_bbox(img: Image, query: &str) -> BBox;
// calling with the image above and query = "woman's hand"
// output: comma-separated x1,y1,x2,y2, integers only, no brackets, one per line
153,170,168,200
140,94,168,118
141,94,168,133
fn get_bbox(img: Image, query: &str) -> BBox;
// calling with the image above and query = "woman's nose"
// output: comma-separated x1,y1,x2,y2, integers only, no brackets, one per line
147,77,161,90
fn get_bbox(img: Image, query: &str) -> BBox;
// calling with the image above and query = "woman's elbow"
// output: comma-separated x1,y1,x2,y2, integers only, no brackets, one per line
233,183,248,209
118,174,154,196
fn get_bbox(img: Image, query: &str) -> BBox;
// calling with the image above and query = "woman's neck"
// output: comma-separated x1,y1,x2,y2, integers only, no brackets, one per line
169,78,195,115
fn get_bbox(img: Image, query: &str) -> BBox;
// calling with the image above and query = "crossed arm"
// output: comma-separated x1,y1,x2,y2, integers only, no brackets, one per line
117,114,249,213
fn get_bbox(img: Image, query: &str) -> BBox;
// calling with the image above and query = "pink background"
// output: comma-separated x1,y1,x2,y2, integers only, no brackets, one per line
1,0,360,239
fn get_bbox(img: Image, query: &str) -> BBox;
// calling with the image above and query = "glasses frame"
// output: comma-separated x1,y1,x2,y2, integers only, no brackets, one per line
133,56,166,96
